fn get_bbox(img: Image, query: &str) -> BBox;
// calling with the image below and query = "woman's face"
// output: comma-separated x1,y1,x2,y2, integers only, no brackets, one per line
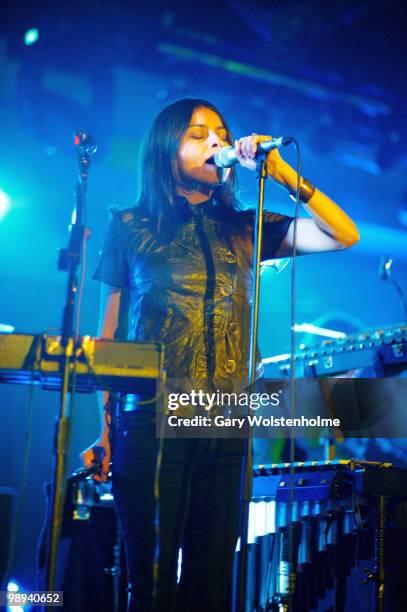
176,106,231,188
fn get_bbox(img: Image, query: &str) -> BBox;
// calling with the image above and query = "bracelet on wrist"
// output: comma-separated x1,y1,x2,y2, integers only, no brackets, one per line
289,178,316,203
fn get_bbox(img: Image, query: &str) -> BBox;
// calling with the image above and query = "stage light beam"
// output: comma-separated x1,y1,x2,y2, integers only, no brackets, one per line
293,323,347,339
24,28,39,46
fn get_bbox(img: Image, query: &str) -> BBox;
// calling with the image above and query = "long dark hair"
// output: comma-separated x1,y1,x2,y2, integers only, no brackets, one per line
135,98,241,232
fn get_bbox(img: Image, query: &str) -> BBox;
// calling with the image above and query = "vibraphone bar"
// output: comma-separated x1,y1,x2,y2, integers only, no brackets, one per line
234,460,407,611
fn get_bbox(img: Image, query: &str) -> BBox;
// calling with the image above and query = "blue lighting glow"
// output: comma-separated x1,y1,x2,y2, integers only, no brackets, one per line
0,188,11,221
24,28,39,46
398,209,407,227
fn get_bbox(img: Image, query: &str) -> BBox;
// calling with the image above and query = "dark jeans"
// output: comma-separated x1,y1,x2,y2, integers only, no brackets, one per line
111,409,244,612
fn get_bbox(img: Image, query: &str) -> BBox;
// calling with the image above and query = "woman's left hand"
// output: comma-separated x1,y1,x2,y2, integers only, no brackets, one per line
235,134,287,181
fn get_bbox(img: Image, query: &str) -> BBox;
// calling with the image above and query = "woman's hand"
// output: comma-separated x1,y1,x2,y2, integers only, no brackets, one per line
80,435,111,482
234,134,289,184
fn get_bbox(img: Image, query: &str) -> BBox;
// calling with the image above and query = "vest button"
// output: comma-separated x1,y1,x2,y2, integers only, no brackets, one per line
224,359,237,373
225,250,237,264
220,284,233,297
217,247,237,264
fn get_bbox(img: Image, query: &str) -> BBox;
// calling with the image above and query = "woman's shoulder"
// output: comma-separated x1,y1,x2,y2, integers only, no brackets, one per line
109,205,148,226
105,206,152,241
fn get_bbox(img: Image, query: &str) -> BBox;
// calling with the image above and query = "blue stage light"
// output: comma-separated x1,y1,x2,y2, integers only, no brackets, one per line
0,188,11,220
24,28,39,46
7,581,19,592
6,580,32,612
177,548,182,583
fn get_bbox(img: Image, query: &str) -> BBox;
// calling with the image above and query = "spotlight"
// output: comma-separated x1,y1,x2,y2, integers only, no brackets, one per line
24,28,39,46
7,581,19,592
0,188,11,221
6,580,32,612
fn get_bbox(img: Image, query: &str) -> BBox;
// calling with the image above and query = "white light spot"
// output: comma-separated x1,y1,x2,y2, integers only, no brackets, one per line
0,188,11,221
24,28,39,45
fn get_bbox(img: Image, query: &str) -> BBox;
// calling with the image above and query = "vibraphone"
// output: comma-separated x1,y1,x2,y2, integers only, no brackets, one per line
39,461,407,611
235,460,407,612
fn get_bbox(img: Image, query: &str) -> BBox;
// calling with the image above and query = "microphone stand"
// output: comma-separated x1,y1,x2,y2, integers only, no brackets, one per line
236,156,267,612
46,133,96,592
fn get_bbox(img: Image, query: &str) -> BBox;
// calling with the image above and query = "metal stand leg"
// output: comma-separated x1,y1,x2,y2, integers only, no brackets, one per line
104,518,124,612
375,495,386,612
363,495,386,612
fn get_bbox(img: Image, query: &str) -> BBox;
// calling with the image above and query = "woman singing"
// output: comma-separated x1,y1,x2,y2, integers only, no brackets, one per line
81,98,359,611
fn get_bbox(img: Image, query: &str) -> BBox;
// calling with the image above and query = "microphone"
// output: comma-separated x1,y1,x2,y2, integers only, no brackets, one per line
214,136,293,168
378,254,407,323
74,131,98,155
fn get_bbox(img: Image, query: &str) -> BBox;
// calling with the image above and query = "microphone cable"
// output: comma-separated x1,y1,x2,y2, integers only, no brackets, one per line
287,137,301,610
